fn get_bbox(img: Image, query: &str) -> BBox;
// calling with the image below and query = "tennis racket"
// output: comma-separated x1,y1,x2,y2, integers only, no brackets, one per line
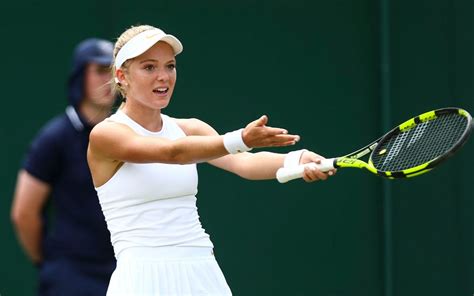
277,107,473,183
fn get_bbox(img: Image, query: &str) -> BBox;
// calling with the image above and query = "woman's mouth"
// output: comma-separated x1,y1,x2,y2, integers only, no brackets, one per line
153,87,169,95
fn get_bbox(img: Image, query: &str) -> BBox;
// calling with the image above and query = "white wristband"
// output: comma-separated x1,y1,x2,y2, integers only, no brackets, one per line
284,149,307,168
223,128,252,154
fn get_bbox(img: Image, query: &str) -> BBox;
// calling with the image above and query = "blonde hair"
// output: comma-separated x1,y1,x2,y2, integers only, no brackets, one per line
111,24,157,98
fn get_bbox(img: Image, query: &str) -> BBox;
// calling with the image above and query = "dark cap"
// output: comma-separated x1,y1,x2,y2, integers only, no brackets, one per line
68,38,114,107
72,38,114,68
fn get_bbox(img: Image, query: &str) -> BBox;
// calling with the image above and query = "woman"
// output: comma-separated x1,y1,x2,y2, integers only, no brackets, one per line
87,24,334,295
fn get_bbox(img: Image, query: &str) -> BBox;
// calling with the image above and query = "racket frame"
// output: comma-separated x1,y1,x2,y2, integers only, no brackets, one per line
333,107,473,179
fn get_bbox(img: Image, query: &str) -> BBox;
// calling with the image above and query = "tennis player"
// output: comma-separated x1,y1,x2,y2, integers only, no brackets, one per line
87,24,335,295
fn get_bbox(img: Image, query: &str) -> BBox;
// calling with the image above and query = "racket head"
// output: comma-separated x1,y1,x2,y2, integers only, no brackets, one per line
368,107,472,178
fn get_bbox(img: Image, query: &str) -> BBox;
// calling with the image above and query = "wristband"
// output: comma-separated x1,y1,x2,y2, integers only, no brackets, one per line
223,128,252,154
284,149,307,168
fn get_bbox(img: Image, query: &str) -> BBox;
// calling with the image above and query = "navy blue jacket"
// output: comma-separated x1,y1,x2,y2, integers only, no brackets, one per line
23,106,115,295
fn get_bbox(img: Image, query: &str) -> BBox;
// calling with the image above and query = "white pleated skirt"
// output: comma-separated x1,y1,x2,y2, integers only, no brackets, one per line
106,247,232,296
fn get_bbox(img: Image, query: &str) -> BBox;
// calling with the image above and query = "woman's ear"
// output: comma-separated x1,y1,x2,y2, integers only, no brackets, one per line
115,68,127,86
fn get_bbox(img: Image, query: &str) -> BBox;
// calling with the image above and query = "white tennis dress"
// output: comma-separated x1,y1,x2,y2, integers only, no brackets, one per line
96,110,232,296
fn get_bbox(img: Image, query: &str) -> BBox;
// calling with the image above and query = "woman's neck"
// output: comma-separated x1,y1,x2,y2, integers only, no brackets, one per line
121,102,163,132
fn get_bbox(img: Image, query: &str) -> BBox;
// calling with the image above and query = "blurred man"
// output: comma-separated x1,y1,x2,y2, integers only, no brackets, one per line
11,38,116,296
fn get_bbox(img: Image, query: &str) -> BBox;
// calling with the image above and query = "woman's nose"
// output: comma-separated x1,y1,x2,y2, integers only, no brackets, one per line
156,68,169,81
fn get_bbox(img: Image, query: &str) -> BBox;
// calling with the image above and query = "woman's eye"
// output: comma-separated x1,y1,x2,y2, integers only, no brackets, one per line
144,65,156,71
167,64,176,70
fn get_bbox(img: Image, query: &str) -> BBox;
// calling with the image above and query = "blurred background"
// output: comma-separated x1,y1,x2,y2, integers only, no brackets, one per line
1,0,473,295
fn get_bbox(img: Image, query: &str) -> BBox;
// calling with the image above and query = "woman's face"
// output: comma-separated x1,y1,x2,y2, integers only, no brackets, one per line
122,41,177,110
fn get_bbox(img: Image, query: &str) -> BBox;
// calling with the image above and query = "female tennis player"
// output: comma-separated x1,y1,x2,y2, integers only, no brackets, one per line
87,24,335,295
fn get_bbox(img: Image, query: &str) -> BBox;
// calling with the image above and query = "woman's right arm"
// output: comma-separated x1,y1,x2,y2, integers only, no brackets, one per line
88,115,299,165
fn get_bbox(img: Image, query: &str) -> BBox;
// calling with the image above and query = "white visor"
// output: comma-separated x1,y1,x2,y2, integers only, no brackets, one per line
114,28,183,69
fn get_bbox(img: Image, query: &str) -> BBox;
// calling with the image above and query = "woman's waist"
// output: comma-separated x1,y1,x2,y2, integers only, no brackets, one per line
101,194,198,214
117,244,214,261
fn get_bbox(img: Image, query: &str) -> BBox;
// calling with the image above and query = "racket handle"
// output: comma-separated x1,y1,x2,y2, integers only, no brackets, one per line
276,158,335,183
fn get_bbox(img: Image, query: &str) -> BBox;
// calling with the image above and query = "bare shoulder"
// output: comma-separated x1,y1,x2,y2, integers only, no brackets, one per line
173,117,218,136
89,120,135,150
91,119,133,137
90,119,114,137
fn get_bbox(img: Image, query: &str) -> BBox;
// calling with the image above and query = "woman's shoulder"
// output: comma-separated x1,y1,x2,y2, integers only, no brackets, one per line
90,118,134,143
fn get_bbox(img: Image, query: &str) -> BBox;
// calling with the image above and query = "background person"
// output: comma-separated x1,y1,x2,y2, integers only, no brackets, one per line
11,38,117,296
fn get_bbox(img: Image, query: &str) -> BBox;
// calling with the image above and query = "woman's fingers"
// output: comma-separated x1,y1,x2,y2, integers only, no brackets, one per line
243,122,299,148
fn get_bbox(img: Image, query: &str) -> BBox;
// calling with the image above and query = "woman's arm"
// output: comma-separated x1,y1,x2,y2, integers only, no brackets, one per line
87,115,302,187
11,170,50,264
89,115,299,165
177,118,333,181
210,150,333,181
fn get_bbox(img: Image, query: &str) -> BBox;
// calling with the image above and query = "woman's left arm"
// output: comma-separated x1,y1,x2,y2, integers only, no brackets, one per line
176,118,333,182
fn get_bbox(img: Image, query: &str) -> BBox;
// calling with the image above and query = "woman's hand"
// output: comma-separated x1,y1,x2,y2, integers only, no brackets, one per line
242,115,300,148
299,150,337,182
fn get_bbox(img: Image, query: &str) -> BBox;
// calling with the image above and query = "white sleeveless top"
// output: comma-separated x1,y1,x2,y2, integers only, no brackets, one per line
96,110,213,258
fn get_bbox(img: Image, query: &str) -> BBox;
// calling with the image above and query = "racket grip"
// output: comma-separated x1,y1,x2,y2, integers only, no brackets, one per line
276,158,335,183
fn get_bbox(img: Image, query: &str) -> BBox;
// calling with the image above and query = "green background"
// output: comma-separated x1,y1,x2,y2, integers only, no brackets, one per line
1,0,473,295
